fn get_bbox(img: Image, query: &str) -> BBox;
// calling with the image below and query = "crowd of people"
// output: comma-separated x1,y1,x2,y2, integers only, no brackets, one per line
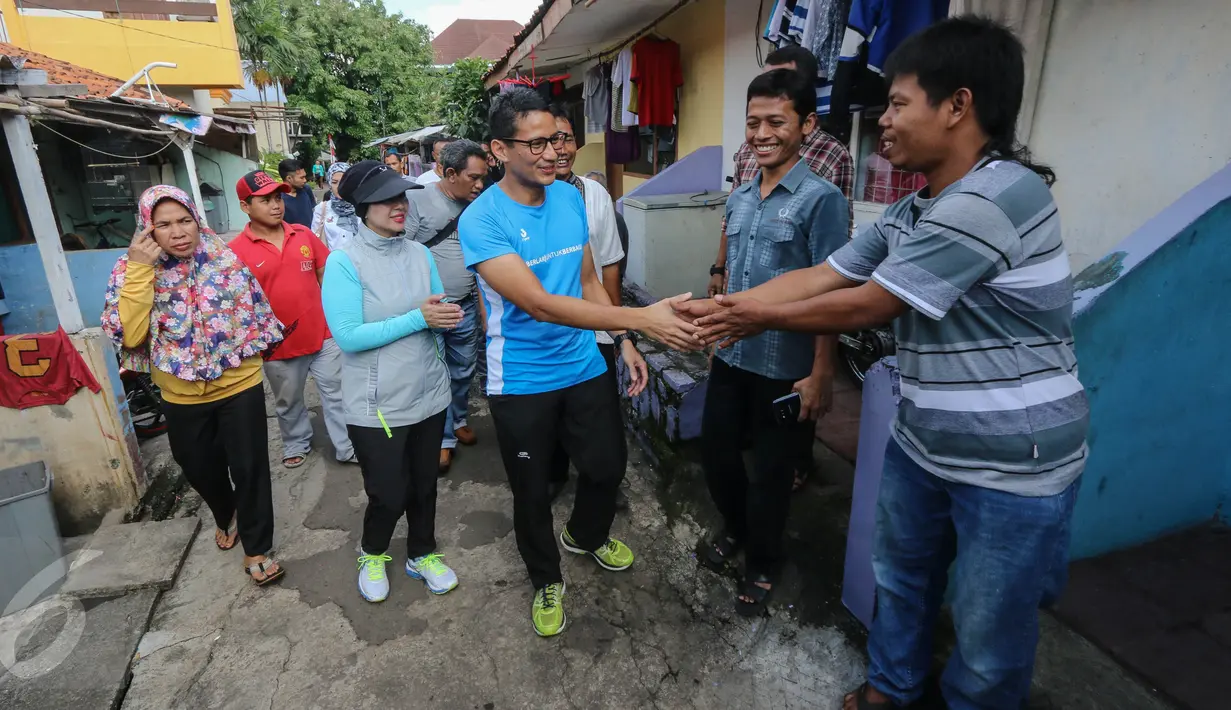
98,16,1087,710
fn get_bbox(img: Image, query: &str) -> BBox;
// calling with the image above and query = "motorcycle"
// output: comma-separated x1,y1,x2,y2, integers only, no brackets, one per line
119,362,167,439
838,326,896,385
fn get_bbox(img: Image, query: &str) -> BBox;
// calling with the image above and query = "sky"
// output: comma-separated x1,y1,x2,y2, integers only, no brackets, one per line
392,0,544,36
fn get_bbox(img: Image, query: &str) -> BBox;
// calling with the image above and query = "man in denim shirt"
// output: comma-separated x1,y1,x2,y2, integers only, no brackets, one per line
696,70,849,616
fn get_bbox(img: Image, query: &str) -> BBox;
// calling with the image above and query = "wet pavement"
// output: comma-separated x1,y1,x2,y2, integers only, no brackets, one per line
119,389,869,710
102,383,1175,710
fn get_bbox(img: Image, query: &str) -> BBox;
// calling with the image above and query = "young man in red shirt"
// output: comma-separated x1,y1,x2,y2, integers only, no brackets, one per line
229,171,355,468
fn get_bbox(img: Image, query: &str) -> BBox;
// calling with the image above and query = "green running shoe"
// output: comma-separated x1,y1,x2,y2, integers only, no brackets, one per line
560,528,634,571
533,582,567,637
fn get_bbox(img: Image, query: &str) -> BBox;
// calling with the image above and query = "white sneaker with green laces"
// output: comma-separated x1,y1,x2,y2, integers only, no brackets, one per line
357,553,392,602
406,553,459,594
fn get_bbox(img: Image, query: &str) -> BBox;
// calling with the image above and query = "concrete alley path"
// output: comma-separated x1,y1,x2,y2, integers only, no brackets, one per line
121,391,868,710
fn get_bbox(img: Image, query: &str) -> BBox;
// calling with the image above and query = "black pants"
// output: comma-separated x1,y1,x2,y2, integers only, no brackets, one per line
490,371,627,590
163,383,274,557
550,342,619,485
350,409,447,559
701,358,812,578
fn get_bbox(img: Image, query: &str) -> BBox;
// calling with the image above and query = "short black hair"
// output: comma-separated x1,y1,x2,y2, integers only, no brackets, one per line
765,45,819,88
439,139,488,177
277,158,303,179
884,15,1054,185
489,87,550,140
747,69,817,125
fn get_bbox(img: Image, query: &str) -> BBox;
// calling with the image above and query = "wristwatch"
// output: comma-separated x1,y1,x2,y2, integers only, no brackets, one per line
710,264,726,277
613,332,637,350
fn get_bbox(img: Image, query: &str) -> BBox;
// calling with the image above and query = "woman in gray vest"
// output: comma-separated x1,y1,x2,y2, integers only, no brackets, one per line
321,160,465,603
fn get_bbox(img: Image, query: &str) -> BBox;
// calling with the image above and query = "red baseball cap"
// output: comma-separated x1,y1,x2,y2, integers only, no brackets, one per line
236,170,291,201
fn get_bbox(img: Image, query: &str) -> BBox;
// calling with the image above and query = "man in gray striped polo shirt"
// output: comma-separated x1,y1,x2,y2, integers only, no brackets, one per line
680,17,1088,710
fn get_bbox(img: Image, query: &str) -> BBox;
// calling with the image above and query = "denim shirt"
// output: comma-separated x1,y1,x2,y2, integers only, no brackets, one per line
719,158,850,380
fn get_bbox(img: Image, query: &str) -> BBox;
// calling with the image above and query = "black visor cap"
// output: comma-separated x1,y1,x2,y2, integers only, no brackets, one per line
338,160,421,205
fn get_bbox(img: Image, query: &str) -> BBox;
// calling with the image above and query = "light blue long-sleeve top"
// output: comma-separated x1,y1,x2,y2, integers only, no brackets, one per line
321,250,444,353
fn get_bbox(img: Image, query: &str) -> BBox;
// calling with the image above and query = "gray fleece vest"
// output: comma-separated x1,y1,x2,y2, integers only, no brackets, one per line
338,225,450,429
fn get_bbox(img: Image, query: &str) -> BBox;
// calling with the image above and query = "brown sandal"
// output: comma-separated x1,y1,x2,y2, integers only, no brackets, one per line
243,557,285,586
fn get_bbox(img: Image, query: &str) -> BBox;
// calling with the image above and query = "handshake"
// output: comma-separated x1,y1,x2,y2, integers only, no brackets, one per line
635,292,765,352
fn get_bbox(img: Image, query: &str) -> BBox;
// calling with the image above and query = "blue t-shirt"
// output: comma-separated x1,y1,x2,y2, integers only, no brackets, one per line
282,188,316,228
459,181,606,396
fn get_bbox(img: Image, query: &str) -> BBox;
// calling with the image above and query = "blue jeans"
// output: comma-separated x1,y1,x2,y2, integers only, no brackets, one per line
867,439,1079,710
439,295,479,450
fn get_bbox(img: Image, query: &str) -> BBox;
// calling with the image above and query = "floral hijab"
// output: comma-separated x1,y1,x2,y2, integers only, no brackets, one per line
101,185,283,381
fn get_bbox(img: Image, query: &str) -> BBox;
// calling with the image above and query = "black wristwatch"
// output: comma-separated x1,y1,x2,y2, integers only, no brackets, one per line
710,264,726,277
613,332,637,350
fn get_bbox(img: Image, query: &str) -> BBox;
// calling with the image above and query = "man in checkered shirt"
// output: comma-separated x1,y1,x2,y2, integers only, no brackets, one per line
708,45,854,300
695,69,849,615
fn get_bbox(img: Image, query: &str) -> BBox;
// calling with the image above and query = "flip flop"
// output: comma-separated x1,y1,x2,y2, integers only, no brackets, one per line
696,533,741,574
282,455,307,469
214,520,238,551
243,557,285,587
735,573,773,617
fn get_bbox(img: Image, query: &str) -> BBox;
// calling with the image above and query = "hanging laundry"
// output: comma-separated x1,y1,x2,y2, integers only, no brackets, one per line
811,0,852,79
822,0,949,141
584,64,611,135
786,0,817,47
605,102,642,164
612,47,639,129
631,37,682,127
611,82,627,132
764,0,790,43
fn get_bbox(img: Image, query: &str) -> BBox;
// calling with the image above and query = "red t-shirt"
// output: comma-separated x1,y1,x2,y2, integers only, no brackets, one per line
630,37,683,127
0,327,101,410
228,223,330,361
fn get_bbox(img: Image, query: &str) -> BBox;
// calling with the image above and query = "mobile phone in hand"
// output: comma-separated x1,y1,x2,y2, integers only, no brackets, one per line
772,392,802,426
439,296,458,304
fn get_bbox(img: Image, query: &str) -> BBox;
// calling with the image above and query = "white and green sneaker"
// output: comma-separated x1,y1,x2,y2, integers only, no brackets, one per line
357,553,392,602
406,553,459,595
561,528,634,571
532,582,567,637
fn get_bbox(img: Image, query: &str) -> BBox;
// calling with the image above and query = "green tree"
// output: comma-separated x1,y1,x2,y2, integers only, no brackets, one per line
232,0,312,153
281,0,442,160
440,57,492,142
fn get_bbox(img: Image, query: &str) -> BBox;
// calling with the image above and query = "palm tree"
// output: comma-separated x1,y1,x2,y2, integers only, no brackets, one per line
232,0,311,154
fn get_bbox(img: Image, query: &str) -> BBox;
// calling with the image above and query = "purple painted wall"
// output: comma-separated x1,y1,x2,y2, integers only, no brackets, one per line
616,146,726,214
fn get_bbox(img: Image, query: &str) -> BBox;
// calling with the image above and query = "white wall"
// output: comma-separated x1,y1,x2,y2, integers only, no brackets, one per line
1031,0,1231,271
722,0,777,186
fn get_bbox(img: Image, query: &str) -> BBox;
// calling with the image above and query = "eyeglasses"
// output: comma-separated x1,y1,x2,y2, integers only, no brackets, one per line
497,132,573,155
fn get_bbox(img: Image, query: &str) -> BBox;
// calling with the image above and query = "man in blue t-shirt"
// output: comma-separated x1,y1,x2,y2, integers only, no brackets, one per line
460,87,699,638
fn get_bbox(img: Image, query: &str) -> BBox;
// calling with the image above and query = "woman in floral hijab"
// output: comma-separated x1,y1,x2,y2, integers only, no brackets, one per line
102,185,287,586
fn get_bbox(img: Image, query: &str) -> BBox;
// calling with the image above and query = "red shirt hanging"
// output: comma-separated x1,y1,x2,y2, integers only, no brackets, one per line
630,37,683,127
0,327,101,410
228,223,331,361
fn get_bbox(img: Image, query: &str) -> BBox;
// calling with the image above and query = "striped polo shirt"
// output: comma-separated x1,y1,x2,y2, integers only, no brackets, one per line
828,158,1088,496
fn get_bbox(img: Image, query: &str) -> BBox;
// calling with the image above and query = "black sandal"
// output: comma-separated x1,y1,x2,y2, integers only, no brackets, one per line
735,573,773,617
696,533,740,573
842,683,899,709
214,520,237,551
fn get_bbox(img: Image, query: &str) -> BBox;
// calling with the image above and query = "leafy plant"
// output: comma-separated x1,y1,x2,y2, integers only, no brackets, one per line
440,57,492,142
276,0,443,160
